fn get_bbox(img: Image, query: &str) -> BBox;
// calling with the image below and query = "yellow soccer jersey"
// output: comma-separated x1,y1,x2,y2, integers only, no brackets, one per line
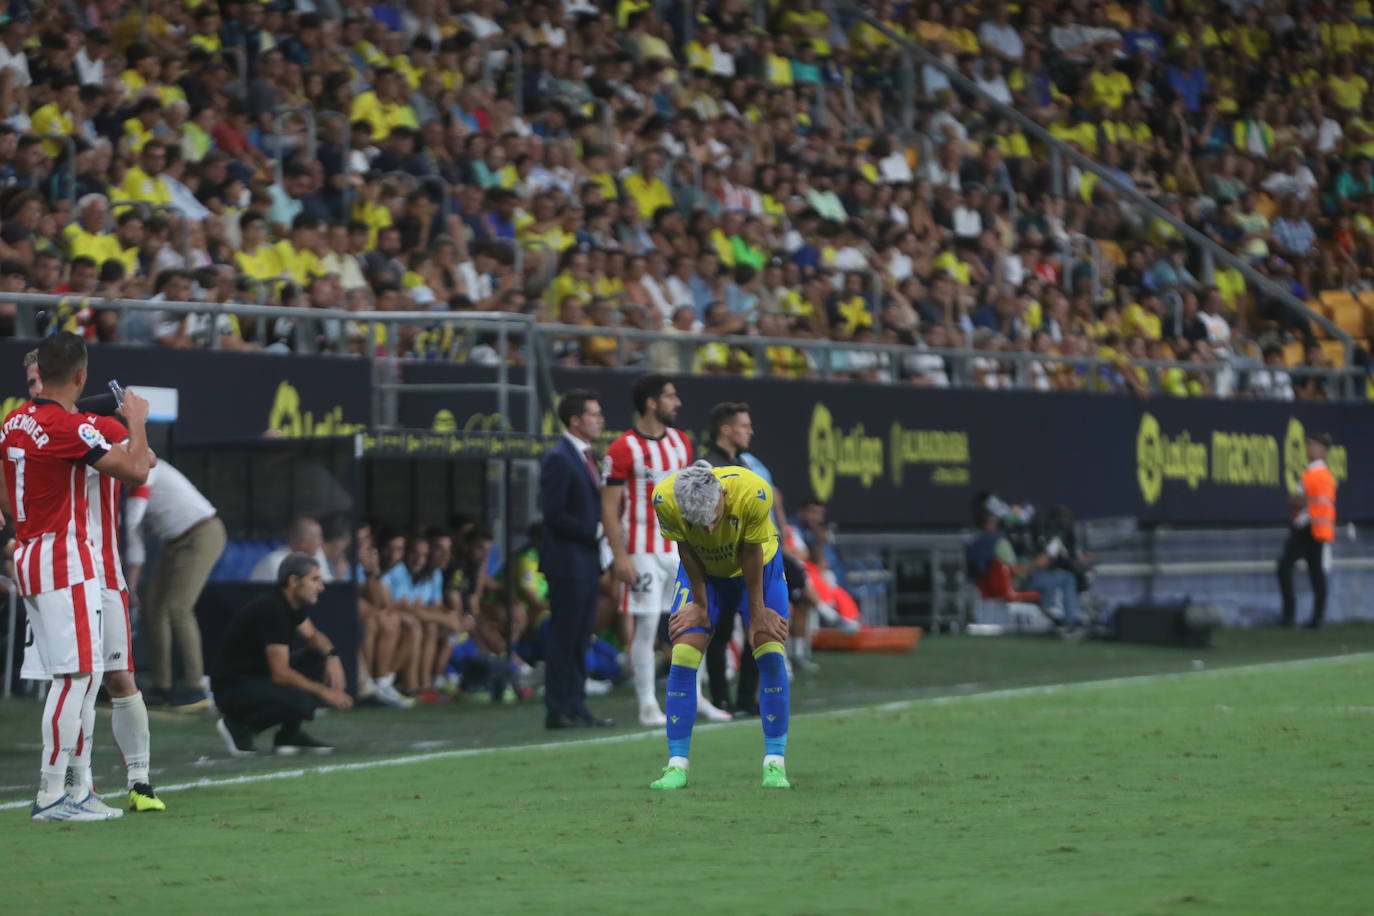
652,466,778,578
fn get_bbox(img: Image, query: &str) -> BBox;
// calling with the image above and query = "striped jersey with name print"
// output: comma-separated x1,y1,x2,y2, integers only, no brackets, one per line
604,426,693,555
1,399,112,595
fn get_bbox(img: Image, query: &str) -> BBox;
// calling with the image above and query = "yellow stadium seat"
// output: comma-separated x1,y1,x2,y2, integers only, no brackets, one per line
1331,303,1366,338
1320,340,1347,367
1319,289,1357,314
1282,341,1305,366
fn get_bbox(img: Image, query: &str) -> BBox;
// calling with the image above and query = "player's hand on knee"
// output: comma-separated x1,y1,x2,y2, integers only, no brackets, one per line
669,601,708,641
750,606,789,647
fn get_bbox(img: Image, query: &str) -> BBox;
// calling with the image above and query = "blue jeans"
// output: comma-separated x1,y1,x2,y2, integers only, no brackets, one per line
1024,568,1082,625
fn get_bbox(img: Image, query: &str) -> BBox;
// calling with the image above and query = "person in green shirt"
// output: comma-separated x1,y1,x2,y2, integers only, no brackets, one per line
730,216,768,272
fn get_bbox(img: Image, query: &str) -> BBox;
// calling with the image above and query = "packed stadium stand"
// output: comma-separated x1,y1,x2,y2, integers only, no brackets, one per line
0,0,1367,399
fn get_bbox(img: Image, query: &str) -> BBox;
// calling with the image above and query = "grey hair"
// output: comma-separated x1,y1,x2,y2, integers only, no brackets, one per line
276,551,320,589
674,460,723,527
76,193,107,214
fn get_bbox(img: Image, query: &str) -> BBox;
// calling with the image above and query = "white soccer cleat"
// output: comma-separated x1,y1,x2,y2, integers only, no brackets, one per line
700,700,734,722
638,703,668,727
373,682,415,709
31,793,122,822
74,791,124,819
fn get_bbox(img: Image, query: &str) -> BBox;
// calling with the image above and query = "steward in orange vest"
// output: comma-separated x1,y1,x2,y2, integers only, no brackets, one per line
1277,432,1336,628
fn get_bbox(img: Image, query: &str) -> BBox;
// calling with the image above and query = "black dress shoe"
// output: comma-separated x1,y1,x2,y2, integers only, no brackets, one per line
576,712,616,727
545,713,585,729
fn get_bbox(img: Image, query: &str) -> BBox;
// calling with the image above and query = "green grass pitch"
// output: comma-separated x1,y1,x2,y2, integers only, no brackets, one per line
1,627,1372,914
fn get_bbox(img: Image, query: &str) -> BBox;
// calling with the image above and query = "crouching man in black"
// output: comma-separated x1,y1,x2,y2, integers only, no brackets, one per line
212,552,353,757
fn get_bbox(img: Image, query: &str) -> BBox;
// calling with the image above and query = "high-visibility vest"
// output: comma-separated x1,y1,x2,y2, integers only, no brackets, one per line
1304,463,1337,543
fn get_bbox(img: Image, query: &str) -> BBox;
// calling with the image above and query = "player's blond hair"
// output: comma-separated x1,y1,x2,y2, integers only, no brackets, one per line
23,349,37,367
674,460,723,527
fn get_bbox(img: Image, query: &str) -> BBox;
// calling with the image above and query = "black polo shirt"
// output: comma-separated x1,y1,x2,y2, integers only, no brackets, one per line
214,590,306,680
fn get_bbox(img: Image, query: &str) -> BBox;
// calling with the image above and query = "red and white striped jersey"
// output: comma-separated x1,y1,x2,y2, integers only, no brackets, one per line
604,426,693,555
1,400,111,596
85,414,129,591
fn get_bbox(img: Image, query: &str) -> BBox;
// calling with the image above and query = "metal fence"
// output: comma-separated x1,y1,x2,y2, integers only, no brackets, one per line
2,292,1361,403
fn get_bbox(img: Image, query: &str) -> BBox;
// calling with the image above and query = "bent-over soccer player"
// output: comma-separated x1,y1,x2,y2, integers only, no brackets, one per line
649,461,791,789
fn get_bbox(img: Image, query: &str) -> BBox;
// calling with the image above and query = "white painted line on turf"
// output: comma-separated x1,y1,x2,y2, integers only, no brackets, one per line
0,650,1369,811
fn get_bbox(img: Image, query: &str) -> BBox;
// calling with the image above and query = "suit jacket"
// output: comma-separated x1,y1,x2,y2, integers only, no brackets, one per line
539,436,602,579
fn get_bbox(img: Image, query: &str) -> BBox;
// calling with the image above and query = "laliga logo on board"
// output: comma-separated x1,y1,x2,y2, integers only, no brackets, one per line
807,402,883,503
1135,412,1207,506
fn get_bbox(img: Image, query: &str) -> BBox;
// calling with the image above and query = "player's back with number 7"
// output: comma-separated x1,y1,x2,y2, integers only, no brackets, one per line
2,332,152,821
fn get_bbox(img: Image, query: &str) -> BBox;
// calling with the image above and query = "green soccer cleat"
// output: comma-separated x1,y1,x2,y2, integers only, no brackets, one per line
649,765,689,790
761,762,791,789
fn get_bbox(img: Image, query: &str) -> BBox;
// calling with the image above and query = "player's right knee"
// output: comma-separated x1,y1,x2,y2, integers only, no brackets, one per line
670,643,703,669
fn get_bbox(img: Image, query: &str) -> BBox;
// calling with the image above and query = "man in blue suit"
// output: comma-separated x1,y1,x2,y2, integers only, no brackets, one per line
538,389,615,729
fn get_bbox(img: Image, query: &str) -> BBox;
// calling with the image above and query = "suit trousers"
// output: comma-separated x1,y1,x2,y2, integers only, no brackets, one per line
544,574,599,718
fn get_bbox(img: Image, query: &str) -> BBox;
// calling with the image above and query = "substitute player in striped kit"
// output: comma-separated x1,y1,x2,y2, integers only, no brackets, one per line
4,333,153,822
601,375,731,726
24,351,164,812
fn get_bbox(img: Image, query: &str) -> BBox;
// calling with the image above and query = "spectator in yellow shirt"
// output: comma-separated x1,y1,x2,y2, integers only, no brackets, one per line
188,6,222,53
1326,55,1369,112
349,67,419,141
1121,293,1164,340
622,148,674,219
121,97,164,154
273,215,327,287
63,194,125,265
117,140,173,211
31,74,80,158
235,213,285,283
1086,53,1132,110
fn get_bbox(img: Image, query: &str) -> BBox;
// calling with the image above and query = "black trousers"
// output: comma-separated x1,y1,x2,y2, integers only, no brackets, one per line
545,574,599,718
1277,527,1330,625
211,651,324,736
706,605,758,715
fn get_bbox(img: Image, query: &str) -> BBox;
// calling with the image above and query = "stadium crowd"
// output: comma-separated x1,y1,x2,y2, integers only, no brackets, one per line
0,0,1367,398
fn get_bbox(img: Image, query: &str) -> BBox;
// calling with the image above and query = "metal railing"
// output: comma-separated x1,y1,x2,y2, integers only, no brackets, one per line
832,2,1355,388
0,293,1362,400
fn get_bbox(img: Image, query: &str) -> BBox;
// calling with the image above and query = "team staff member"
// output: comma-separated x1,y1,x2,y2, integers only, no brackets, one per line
1277,432,1337,629
701,401,798,715
648,461,792,790
124,456,227,709
212,552,351,757
538,389,614,729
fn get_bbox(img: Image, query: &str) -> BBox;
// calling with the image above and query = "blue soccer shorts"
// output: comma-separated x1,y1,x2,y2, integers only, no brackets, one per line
670,550,789,636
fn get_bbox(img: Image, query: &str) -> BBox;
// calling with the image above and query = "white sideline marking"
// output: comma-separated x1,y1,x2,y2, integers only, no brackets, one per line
1,651,1369,811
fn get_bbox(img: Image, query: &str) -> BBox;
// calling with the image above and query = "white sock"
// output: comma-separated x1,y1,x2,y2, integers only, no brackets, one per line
764,754,785,768
111,692,151,789
376,673,396,689
631,617,657,707
66,677,99,795
38,676,88,805
668,756,689,770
